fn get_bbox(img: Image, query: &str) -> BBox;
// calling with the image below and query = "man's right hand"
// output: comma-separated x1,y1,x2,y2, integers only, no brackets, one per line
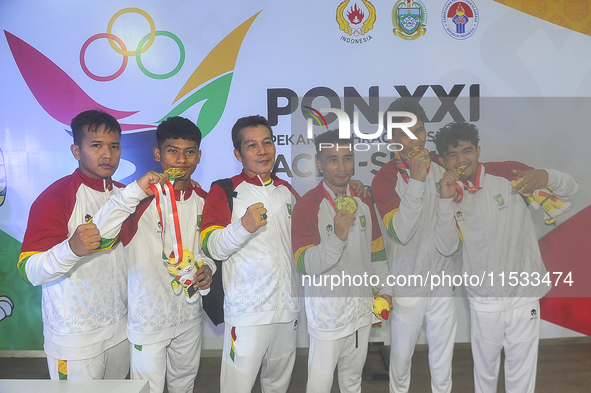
241,202,268,233
408,151,430,183
439,171,458,199
334,210,355,241
69,223,101,256
137,171,169,196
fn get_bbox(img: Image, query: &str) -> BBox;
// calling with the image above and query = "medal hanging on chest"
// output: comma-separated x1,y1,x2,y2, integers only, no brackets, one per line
150,169,209,303
322,185,358,214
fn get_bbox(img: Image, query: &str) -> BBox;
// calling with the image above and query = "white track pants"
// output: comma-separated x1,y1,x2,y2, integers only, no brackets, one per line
470,299,540,393
389,295,457,393
220,320,298,393
130,320,202,393
47,339,130,380
306,322,371,393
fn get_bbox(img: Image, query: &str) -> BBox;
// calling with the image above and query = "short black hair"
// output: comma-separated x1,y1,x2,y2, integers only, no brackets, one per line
231,115,273,153
434,122,480,156
156,116,202,148
383,97,429,125
71,110,122,146
314,129,353,159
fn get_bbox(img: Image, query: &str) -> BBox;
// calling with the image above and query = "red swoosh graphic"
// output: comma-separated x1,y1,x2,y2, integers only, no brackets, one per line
4,30,152,130
539,204,591,336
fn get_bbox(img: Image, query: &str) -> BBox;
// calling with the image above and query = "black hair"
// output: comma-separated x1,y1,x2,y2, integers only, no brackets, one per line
314,129,354,159
231,115,273,153
156,116,202,148
434,122,480,156
383,97,429,126
71,110,122,146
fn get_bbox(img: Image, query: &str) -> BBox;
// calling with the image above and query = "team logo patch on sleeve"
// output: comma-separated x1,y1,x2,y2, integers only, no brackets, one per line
286,203,292,215
360,215,366,228
197,215,202,227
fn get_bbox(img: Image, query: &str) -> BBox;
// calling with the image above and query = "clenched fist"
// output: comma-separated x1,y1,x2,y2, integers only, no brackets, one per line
241,202,268,233
137,171,170,196
408,151,431,183
439,171,458,199
69,223,102,257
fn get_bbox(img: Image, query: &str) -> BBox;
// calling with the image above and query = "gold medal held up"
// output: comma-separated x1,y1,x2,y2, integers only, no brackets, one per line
453,165,468,177
405,148,429,159
164,167,186,180
335,195,358,214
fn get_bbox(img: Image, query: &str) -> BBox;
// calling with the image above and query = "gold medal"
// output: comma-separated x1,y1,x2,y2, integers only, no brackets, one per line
453,165,468,177
335,195,358,214
164,167,186,179
405,148,429,160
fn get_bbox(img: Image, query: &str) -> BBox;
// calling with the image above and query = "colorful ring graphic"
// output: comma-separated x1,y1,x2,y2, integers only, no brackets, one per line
135,31,185,79
107,8,156,56
80,33,129,82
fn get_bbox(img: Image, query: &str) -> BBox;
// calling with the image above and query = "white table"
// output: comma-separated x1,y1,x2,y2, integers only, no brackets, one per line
0,379,149,393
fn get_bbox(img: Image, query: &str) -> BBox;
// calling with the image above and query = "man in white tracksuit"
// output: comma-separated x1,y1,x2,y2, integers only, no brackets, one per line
292,130,390,393
92,116,215,393
200,115,301,393
434,121,579,393
372,99,461,393
18,110,131,380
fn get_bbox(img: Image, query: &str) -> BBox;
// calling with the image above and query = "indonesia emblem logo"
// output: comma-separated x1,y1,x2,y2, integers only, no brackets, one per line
442,0,479,40
337,0,376,43
392,0,427,40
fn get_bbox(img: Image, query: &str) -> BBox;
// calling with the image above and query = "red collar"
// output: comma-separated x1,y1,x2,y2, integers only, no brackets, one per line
74,168,114,192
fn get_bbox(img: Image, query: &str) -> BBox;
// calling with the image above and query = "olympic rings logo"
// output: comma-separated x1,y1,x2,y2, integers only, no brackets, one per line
80,8,185,81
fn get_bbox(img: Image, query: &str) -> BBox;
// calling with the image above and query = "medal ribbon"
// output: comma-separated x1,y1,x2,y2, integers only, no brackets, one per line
321,184,355,212
149,180,184,265
453,163,485,203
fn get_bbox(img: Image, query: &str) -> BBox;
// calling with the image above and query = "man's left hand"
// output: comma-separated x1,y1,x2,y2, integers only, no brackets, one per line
512,169,549,194
382,294,393,309
193,264,213,290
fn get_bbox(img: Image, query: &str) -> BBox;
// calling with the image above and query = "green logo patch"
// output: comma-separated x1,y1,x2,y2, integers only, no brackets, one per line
493,194,505,206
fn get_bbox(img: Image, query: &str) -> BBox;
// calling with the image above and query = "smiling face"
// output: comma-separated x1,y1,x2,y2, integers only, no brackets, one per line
390,119,427,157
316,144,354,195
154,138,201,188
234,124,276,181
439,139,481,180
70,125,121,180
